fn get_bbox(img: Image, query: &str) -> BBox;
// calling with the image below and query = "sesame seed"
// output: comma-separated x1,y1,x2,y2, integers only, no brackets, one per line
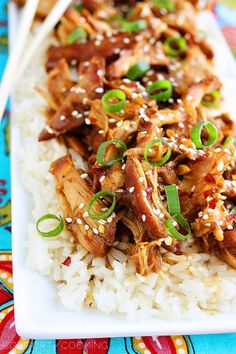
85,118,91,125
159,213,164,219
98,129,104,134
83,211,89,217
97,69,103,77
219,220,223,226
172,221,178,227
203,214,209,220
186,95,193,101
215,147,221,152
66,217,72,223
99,175,105,183
107,216,113,223
80,173,88,179
153,208,160,216
76,218,82,225
83,97,88,105
60,115,66,121
142,214,146,222
122,163,126,170
116,189,124,193
129,186,135,193
109,118,116,123
139,177,144,183
93,228,99,234
72,110,79,117
79,202,85,209
116,121,123,127
142,190,147,197
227,225,233,230
205,223,211,227
85,224,89,231
217,161,224,172
95,87,104,93
123,37,130,44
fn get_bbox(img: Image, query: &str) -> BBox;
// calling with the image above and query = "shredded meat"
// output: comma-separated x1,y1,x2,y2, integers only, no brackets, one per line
33,1,236,275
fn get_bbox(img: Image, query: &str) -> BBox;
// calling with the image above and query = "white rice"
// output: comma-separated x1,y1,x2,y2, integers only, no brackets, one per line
13,35,236,320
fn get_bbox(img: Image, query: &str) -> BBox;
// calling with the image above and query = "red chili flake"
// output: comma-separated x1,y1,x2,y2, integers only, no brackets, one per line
209,199,217,209
0,189,6,195
204,174,216,184
203,188,213,198
226,214,236,222
0,179,6,185
62,256,71,267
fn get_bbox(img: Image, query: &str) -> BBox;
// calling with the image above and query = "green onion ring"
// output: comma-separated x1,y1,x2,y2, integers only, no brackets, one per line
147,79,173,102
102,89,126,113
97,139,128,167
126,61,150,81
121,20,147,32
36,214,64,237
165,213,192,240
144,139,171,166
190,121,218,149
87,191,116,220
67,28,87,44
164,36,187,57
164,184,180,215
201,89,221,108
152,0,175,11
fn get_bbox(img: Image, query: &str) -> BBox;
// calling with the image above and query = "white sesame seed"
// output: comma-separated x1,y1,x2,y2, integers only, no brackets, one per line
99,175,105,183
203,214,209,220
95,87,104,93
139,177,144,183
217,161,224,172
66,217,72,223
142,214,146,222
85,224,89,231
153,208,160,216
76,218,82,225
79,202,85,209
98,129,104,134
85,118,91,125
116,189,124,193
159,213,164,219
142,190,147,197
109,118,116,123
83,211,89,217
97,69,103,77
93,228,99,234
173,221,178,227
107,216,113,223
227,225,233,230
83,97,88,105
122,163,126,170
215,147,221,152
205,223,211,227
72,110,79,117
116,121,123,127
129,186,135,193
60,115,66,121
80,173,88,179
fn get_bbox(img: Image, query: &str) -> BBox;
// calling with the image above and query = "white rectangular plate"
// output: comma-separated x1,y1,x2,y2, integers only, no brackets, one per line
10,4,236,339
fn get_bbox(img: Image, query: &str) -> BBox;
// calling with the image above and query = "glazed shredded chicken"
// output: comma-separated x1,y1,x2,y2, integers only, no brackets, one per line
28,0,236,275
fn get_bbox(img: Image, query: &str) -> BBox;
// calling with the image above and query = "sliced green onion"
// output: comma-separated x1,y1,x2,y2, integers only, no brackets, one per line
144,139,171,166
230,207,236,215
190,121,218,149
67,28,87,44
36,214,64,237
121,20,147,32
164,36,187,57
164,184,180,215
147,80,172,102
108,15,125,24
126,61,150,81
152,0,175,11
87,191,116,220
73,4,83,12
201,89,221,108
102,89,126,113
125,7,135,18
97,139,127,167
223,136,231,147
165,213,192,240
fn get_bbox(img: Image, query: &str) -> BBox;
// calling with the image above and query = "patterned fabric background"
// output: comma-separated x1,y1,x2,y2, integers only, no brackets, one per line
0,1,236,353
